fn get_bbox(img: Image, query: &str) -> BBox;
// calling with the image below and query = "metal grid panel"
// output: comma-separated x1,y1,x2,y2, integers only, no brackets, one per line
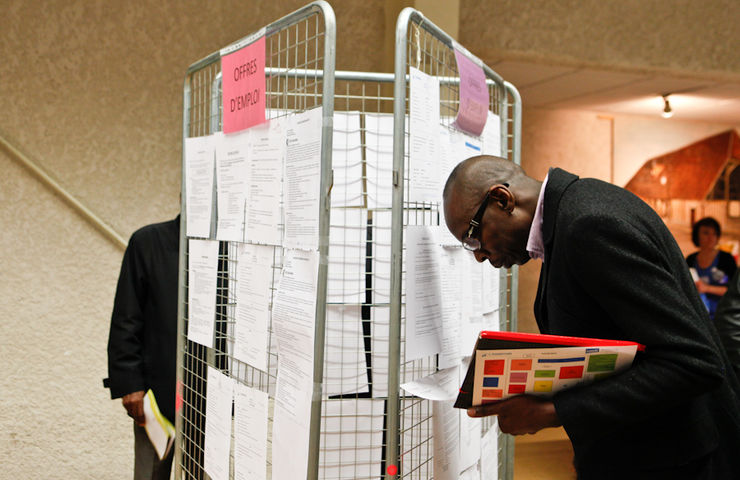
389,8,522,480
321,74,397,480
176,2,334,479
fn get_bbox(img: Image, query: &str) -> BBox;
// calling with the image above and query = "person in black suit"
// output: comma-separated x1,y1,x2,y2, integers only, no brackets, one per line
104,215,180,480
442,156,740,479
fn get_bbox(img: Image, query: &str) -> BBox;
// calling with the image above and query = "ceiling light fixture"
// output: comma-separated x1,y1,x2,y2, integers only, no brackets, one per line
661,94,673,118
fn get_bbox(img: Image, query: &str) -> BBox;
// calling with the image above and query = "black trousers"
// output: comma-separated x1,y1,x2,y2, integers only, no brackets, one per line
133,423,174,480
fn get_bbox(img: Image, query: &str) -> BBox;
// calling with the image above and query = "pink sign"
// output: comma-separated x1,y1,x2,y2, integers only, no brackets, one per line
453,47,489,136
221,35,266,133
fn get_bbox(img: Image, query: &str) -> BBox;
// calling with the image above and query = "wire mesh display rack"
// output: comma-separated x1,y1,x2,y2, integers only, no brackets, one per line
177,2,335,479
387,8,521,480
176,2,521,479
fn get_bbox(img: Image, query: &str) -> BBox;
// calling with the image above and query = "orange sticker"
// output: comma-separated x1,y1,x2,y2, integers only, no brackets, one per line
510,358,533,370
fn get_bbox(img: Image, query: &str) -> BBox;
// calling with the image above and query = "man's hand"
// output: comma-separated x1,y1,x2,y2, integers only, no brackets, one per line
122,390,146,426
467,395,561,435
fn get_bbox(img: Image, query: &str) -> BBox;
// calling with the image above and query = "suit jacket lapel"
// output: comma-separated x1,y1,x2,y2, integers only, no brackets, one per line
534,168,579,333
534,266,548,332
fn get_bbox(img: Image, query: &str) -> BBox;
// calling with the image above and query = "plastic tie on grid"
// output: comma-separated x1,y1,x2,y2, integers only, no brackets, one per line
412,24,421,68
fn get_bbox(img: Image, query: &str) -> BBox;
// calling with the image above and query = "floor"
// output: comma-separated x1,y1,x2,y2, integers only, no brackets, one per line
514,427,576,480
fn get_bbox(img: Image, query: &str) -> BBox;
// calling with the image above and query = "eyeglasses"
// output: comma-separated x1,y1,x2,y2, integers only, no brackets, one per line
462,190,493,251
461,184,508,252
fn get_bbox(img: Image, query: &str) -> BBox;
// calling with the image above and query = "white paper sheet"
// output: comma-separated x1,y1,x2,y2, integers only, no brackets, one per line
187,239,219,347
271,248,319,479
332,112,364,207
365,113,394,210
327,208,367,304
319,399,385,478
273,248,319,374
324,305,370,396
204,367,234,480
272,242,319,480
234,243,273,372
437,126,458,248
460,411,482,471
439,247,465,368
460,253,502,355
285,108,323,250
460,252,485,351
446,128,483,183
439,128,484,247
460,463,481,480
272,353,313,480
481,263,501,314
141,390,174,460
370,306,390,398
483,310,501,333
185,135,215,238
406,225,443,361
246,119,285,246
234,383,269,480
371,210,392,304
460,260,482,470
215,130,249,241
480,419,500,480
400,365,461,401
481,111,502,157
433,398,461,480
409,67,441,204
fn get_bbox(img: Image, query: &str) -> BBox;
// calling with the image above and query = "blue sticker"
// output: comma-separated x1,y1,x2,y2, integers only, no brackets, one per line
483,377,499,387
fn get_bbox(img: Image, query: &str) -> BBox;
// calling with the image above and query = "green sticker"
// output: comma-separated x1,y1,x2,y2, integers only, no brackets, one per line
587,354,618,373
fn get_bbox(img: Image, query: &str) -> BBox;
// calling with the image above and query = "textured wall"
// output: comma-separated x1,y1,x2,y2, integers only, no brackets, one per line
521,108,612,182
0,0,386,238
517,108,612,334
460,0,740,79
0,148,126,478
0,1,385,478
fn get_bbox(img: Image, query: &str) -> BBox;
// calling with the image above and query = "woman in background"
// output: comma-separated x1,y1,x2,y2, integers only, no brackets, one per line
686,216,737,320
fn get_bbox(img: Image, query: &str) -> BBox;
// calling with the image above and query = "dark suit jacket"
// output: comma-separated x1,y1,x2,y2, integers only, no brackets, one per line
715,270,740,378
105,216,180,422
534,169,740,478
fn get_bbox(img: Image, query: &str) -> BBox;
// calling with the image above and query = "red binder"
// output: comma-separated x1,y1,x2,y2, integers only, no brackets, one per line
454,331,645,409
478,330,645,351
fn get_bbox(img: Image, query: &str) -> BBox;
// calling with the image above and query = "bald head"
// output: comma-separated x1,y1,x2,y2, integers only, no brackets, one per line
444,155,527,203
443,155,542,268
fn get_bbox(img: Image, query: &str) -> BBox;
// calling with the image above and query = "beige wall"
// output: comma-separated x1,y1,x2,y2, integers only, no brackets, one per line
0,147,125,477
0,1,386,478
2,0,739,477
516,108,612,333
521,108,613,182
461,0,740,81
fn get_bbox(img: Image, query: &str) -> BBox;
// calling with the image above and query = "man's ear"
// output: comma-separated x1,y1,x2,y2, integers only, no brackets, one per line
489,184,515,214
